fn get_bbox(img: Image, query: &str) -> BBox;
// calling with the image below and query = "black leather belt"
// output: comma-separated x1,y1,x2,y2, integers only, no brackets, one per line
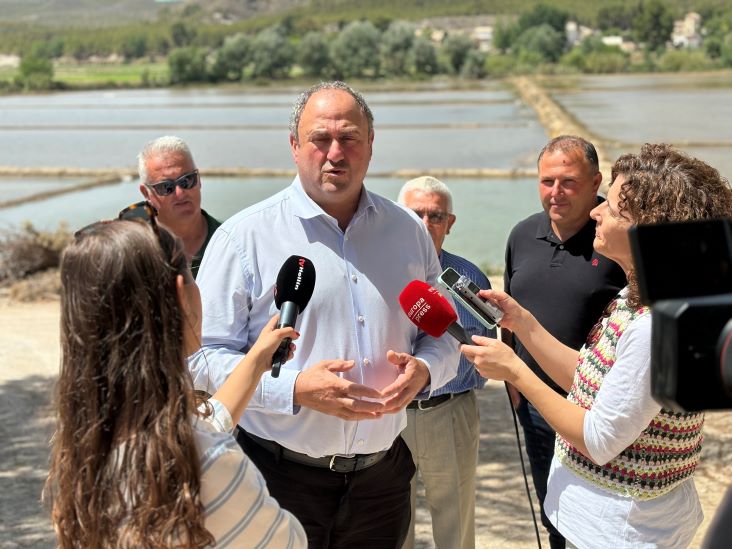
242,431,389,473
407,389,471,410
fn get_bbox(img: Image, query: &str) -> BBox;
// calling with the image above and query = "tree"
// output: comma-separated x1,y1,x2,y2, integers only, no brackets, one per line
168,47,208,84
632,0,674,52
410,36,439,76
461,49,486,79
518,3,569,34
16,53,54,90
250,27,294,79
493,19,519,53
514,23,565,63
120,33,148,60
721,32,732,68
442,33,473,75
210,33,251,82
596,1,637,31
330,20,381,78
298,31,331,77
380,20,415,77
171,21,196,48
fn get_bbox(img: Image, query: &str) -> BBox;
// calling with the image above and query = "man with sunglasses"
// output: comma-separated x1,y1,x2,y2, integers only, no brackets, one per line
138,135,220,278
397,175,495,549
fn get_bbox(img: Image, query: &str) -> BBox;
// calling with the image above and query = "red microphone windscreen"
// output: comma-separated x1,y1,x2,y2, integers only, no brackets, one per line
399,280,458,337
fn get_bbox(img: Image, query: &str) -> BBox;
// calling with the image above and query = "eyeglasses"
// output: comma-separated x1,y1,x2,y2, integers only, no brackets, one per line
74,201,158,239
412,209,449,224
145,170,199,197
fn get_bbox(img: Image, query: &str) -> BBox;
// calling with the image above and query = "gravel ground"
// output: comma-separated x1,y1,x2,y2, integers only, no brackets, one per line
1,299,730,548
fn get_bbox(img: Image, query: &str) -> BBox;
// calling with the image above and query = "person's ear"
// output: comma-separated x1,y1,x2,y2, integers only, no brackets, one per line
592,171,602,193
446,213,456,234
140,183,150,200
290,133,300,162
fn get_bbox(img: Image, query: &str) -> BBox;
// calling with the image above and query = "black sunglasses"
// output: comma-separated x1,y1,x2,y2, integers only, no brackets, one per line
145,170,199,197
74,201,159,239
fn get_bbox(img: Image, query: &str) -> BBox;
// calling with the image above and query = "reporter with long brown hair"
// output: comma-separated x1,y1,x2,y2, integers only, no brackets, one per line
44,204,307,548
462,144,732,548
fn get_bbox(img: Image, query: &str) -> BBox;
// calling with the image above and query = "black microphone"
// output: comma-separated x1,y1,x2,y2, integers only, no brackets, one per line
271,255,316,377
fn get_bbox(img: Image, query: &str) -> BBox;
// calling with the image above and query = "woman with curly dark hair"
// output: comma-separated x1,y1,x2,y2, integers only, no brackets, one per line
462,144,732,548
44,204,306,548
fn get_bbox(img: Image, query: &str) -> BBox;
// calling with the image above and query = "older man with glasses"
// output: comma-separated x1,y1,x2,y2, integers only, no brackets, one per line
138,135,221,278
397,175,496,549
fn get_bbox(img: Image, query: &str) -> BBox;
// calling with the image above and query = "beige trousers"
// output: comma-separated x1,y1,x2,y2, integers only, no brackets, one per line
401,390,480,549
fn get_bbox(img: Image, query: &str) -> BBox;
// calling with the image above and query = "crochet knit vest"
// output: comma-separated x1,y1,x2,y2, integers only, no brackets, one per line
555,293,704,500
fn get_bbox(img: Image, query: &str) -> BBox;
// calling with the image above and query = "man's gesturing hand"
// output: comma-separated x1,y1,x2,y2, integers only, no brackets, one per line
379,350,431,414
293,360,386,420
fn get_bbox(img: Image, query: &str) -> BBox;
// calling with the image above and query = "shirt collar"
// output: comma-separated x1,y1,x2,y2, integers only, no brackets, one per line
288,175,377,225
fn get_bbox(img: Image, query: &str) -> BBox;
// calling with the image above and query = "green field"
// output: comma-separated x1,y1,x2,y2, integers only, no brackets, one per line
0,61,169,88
54,62,168,86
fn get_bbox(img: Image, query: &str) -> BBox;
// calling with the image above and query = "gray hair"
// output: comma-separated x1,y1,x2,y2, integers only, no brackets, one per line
288,81,374,144
397,175,454,213
537,135,599,174
137,136,194,185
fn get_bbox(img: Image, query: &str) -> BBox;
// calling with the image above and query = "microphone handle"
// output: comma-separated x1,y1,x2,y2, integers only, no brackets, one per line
271,301,299,377
447,322,471,345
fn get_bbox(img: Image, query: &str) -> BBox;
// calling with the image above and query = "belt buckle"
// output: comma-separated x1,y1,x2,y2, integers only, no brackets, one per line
329,454,354,472
417,399,430,410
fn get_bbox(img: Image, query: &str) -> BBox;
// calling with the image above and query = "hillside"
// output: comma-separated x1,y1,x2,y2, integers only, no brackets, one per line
0,0,722,28
0,0,161,25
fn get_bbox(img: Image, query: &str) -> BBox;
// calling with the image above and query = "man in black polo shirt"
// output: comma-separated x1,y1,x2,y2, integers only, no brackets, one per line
502,135,626,549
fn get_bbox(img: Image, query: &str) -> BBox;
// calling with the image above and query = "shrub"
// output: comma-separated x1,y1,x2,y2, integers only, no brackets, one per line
656,50,715,72
0,222,71,285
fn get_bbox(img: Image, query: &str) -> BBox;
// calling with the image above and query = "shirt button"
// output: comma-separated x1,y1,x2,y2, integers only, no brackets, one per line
357,439,365,447
351,274,358,282
363,358,370,366
358,315,365,324
558,244,564,250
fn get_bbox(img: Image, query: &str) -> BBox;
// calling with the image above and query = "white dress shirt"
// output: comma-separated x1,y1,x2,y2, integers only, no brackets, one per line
189,177,459,457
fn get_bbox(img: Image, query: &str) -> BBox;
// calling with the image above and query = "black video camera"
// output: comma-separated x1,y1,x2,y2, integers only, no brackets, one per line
629,218,732,412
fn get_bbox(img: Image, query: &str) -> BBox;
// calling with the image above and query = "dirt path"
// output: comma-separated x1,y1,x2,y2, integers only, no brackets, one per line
1,298,730,547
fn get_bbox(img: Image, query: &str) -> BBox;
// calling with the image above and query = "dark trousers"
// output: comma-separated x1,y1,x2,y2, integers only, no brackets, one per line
237,430,415,549
516,397,566,549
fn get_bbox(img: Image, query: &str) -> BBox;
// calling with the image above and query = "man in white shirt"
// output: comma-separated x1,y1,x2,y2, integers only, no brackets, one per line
189,81,459,547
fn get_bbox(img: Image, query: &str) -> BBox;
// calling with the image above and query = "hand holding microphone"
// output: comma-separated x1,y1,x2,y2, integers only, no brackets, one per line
271,255,316,377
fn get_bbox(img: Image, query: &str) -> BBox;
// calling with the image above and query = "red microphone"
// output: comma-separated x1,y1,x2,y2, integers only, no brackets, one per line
399,280,471,345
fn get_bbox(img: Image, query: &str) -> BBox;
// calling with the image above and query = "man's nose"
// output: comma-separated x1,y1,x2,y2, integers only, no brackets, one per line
550,180,563,195
327,139,344,163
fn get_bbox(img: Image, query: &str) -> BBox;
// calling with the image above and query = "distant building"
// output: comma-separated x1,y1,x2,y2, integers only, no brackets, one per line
671,12,702,49
565,21,593,48
416,15,497,49
472,26,493,51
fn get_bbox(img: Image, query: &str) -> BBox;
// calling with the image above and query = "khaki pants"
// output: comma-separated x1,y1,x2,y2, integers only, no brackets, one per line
401,390,480,549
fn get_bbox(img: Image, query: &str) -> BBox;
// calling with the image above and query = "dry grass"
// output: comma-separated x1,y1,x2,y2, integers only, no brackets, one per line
0,223,70,301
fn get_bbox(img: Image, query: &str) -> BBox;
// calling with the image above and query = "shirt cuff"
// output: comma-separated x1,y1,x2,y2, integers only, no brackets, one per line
260,367,300,415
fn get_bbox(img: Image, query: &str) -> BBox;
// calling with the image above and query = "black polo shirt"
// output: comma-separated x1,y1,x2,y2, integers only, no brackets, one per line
191,209,221,280
504,200,626,394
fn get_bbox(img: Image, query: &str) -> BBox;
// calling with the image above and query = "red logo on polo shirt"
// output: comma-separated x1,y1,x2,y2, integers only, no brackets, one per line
592,258,599,267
